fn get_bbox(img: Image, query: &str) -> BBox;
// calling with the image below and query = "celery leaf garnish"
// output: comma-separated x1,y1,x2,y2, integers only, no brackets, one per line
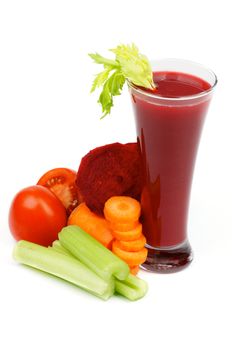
89,43,156,118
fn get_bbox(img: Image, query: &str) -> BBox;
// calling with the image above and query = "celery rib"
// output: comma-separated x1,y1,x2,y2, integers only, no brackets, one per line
115,274,148,301
59,226,130,281
13,240,113,300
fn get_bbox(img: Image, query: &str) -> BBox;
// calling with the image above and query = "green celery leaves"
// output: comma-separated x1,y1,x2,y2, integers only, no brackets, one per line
89,43,156,118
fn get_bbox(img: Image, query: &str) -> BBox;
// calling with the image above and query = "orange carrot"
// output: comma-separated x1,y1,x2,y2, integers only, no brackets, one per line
130,265,139,275
117,234,146,252
104,196,141,224
110,221,139,232
112,240,148,266
68,203,114,249
112,223,142,241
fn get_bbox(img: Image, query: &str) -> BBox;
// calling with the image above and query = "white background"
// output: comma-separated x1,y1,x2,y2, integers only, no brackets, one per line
0,1,231,349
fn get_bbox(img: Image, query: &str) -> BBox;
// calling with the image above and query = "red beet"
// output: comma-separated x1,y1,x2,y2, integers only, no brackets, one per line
76,142,142,216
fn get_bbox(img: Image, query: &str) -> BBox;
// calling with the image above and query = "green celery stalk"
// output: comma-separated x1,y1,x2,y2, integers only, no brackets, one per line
13,240,114,300
115,274,148,301
59,225,130,281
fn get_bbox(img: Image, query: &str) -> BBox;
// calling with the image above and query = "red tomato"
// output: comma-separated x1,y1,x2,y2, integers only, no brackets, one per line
37,168,79,215
9,185,67,246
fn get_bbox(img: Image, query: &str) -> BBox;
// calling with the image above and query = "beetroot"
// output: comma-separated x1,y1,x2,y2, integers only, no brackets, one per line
76,142,142,216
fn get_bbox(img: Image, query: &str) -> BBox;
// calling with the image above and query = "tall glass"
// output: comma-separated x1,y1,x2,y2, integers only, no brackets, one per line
129,59,217,272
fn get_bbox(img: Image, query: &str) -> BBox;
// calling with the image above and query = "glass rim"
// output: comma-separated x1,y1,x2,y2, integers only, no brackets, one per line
128,58,218,102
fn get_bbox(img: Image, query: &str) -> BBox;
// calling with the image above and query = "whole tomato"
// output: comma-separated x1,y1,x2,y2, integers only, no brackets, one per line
9,185,67,246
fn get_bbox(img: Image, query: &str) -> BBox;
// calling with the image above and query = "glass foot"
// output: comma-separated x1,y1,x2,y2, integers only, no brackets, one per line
141,240,193,273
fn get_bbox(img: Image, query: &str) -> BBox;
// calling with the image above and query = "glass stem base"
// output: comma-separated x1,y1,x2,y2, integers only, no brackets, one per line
141,240,193,273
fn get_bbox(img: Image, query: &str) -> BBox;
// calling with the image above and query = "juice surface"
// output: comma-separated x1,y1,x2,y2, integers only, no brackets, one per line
132,72,211,247
152,71,211,97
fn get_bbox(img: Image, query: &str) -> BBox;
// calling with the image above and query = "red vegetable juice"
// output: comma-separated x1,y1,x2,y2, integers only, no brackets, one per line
130,61,216,272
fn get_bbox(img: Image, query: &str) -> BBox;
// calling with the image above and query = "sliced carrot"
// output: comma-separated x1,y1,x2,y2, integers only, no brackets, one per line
117,234,146,252
130,265,139,275
68,203,113,249
104,196,141,223
112,240,148,266
112,223,142,241
110,220,139,232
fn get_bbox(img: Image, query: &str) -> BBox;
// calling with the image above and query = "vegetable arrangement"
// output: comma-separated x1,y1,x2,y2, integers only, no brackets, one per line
9,143,148,301
9,43,154,301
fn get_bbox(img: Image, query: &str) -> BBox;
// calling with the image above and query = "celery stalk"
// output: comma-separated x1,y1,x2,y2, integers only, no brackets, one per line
59,226,130,281
115,274,148,301
13,240,114,300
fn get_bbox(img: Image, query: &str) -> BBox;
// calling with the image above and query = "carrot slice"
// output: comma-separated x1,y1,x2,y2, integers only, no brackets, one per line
110,221,139,232
68,203,113,249
104,196,141,223
117,234,146,252
112,223,142,241
130,265,139,275
112,240,148,266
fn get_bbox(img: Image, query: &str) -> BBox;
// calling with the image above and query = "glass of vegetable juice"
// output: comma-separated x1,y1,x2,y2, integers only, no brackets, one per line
129,59,217,272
